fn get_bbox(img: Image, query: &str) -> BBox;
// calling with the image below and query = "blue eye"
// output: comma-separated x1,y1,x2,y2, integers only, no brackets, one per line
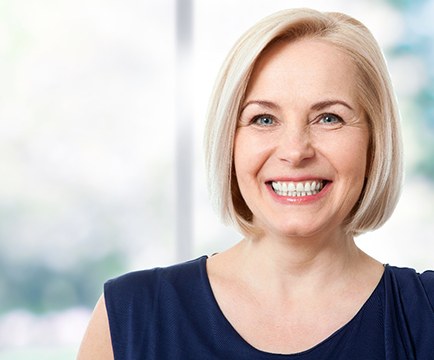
253,115,275,126
319,113,343,125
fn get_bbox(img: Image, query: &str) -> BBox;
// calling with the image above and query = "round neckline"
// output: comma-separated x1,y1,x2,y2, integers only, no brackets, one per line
199,255,386,357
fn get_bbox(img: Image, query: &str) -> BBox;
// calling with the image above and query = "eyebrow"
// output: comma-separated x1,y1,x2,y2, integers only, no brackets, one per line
241,99,354,113
241,100,280,113
310,100,354,112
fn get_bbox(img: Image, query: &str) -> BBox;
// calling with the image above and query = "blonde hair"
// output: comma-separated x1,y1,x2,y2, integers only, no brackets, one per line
204,8,403,236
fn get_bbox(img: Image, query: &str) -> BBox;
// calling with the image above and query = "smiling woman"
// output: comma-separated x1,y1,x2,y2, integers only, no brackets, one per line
78,8,434,360
205,12,402,239
234,39,370,239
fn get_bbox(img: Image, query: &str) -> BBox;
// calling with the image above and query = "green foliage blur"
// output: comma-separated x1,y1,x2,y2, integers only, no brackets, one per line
386,0,434,179
0,253,124,313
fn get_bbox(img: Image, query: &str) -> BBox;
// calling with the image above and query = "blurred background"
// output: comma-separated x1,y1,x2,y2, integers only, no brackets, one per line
1,0,434,358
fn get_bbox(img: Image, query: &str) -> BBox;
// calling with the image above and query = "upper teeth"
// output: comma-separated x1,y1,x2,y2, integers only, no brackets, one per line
271,180,324,196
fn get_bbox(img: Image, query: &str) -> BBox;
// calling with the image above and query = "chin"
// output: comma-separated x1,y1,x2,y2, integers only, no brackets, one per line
265,222,323,239
278,228,319,239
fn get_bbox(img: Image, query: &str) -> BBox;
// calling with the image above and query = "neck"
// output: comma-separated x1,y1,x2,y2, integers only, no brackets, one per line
251,227,355,264
232,228,370,296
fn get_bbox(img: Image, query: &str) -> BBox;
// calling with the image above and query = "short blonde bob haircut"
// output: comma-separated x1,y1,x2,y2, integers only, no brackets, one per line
204,8,403,236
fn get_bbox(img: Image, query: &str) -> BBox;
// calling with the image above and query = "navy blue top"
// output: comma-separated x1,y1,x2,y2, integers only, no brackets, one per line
104,256,434,359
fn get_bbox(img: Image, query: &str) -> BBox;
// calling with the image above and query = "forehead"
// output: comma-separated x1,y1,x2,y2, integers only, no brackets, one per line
245,38,359,104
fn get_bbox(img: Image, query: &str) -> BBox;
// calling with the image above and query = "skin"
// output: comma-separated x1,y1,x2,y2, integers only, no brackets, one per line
78,38,384,357
206,38,384,354
236,39,368,241
77,295,114,359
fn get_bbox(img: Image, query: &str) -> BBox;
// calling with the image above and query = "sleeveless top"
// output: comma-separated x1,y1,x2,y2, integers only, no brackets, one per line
104,256,434,359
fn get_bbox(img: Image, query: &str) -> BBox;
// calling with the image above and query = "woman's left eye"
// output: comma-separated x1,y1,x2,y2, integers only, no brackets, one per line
318,113,343,125
253,115,275,126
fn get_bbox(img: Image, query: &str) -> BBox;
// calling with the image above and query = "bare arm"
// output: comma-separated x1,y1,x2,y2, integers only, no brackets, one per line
77,294,114,360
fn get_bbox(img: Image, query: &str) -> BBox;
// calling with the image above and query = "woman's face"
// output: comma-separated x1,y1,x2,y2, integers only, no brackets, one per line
234,38,370,238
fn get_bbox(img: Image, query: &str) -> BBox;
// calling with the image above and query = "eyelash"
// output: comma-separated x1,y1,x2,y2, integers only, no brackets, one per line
251,114,276,126
248,113,345,127
316,113,344,125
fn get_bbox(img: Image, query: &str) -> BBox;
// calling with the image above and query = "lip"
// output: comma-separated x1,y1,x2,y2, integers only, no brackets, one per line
265,176,330,182
266,179,332,204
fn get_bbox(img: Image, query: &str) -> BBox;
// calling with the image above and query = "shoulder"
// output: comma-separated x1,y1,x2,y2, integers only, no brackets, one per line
384,265,434,355
103,255,208,321
104,255,208,299
77,295,114,360
385,265,434,311
102,256,209,358
420,270,434,309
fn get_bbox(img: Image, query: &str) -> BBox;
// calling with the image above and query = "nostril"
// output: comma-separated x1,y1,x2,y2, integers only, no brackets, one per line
276,136,314,165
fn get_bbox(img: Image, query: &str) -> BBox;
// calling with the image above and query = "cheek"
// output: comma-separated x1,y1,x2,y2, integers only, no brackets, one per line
233,131,248,166
233,132,245,178
233,132,250,193
316,129,369,179
349,132,370,178
233,129,269,176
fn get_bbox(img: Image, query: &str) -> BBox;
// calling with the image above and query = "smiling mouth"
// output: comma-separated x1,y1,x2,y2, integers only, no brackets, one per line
270,180,328,197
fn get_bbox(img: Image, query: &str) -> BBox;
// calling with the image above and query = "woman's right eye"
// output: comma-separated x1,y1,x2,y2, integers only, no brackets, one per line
252,115,275,126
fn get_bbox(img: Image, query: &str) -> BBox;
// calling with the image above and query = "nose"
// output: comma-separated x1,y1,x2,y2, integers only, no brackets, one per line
276,123,315,166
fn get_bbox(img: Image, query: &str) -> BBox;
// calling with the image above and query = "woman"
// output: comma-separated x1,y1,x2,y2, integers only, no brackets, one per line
78,8,434,359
